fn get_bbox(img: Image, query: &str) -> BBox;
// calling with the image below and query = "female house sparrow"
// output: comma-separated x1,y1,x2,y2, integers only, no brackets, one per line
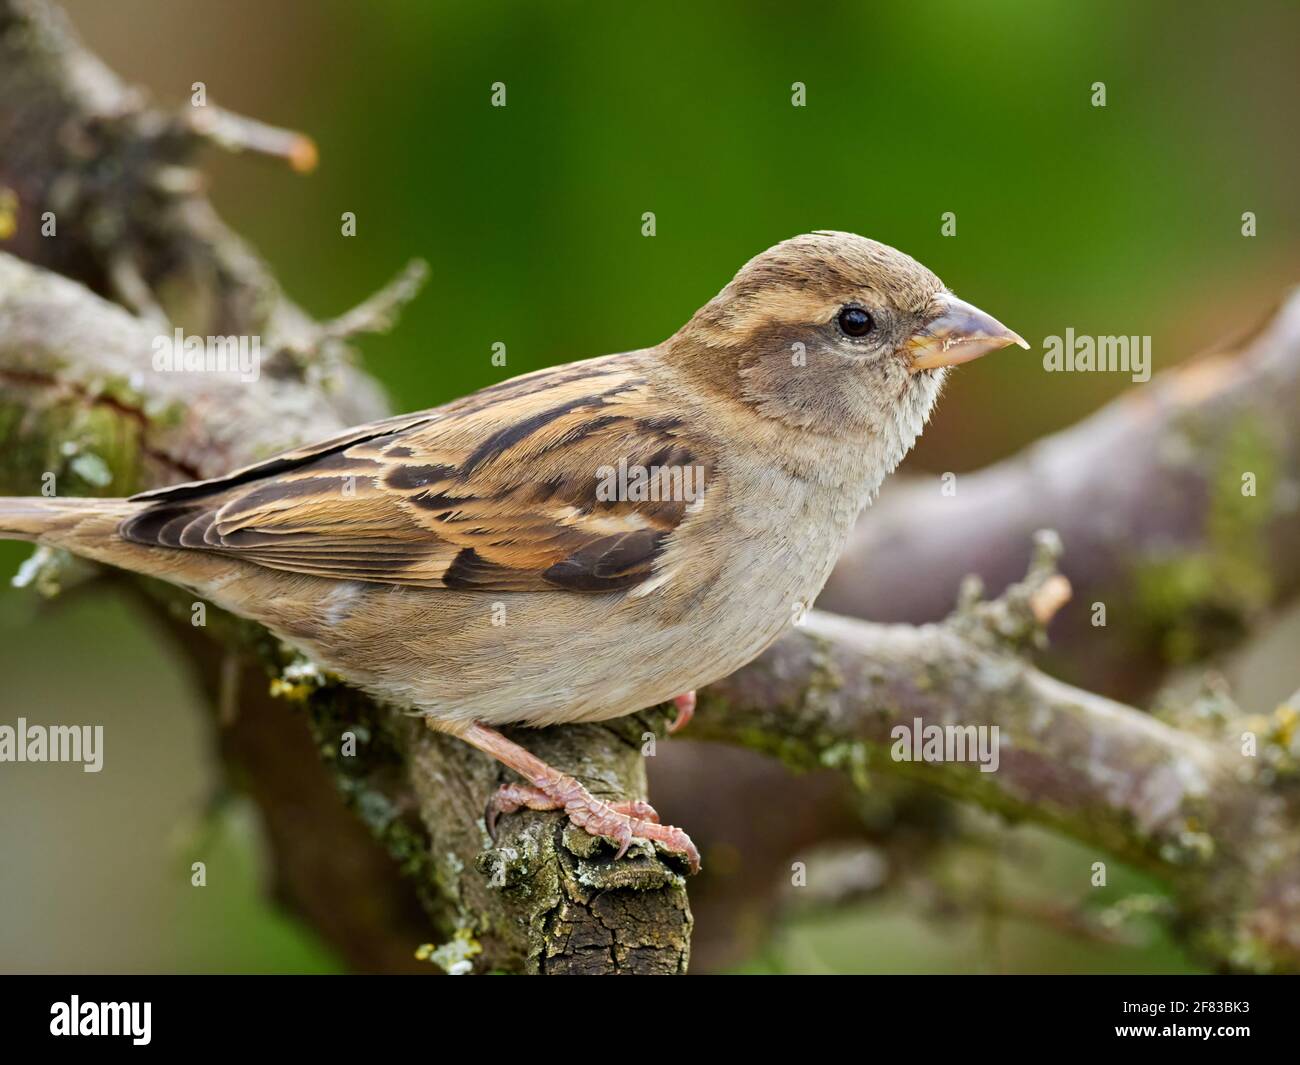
0,232,1025,872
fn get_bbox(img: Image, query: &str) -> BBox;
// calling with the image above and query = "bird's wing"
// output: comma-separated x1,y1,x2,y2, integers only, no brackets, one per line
122,357,714,592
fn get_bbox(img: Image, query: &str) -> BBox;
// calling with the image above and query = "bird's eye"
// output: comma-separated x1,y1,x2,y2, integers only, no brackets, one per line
837,306,874,338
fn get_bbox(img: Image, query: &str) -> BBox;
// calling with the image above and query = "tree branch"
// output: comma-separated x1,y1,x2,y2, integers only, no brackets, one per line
697,540,1300,972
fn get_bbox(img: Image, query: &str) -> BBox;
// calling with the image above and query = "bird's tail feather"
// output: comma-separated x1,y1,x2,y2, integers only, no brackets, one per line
1,496,245,595
0,496,140,560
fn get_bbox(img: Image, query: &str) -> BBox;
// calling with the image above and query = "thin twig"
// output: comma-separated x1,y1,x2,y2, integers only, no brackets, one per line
185,105,319,173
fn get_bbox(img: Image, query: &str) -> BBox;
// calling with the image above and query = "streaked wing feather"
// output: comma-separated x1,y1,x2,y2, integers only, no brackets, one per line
121,356,713,593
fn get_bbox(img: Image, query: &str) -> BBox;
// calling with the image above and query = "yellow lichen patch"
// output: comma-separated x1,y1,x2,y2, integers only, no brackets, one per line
416,926,483,975
268,677,313,702
0,187,17,240
1272,703,1297,747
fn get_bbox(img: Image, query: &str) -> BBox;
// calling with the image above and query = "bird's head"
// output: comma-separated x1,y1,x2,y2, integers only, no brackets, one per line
665,231,1026,444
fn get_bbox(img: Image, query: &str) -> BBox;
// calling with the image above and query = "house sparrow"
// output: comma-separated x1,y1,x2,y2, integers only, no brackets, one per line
0,231,1025,872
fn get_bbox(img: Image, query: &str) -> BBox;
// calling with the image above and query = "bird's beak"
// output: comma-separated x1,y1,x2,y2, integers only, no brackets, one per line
906,292,1029,373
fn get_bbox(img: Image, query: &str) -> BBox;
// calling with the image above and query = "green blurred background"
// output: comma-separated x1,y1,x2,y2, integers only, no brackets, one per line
1,0,1297,973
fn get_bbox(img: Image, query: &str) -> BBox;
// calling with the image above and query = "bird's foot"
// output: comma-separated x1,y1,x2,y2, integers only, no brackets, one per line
669,690,696,734
486,780,697,873
489,784,661,827
445,720,701,873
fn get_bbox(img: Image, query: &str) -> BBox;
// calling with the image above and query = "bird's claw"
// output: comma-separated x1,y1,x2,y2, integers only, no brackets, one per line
669,690,696,734
484,781,699,873
486,781,561,840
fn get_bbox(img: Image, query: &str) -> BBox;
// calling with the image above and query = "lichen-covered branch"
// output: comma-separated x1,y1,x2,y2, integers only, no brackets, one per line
695,539,1300,972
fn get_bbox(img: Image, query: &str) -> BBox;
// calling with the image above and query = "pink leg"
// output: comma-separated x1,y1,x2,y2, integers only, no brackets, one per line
669,691,696,734
438,719,700,873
